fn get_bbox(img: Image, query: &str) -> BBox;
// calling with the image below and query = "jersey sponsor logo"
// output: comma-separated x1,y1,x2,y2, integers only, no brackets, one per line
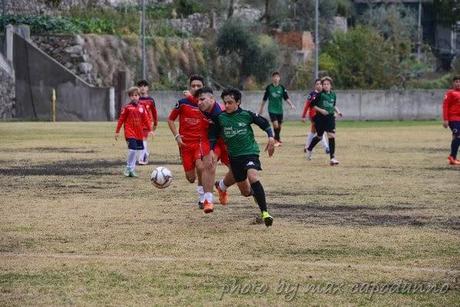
246,161,255,166
223,126,248,138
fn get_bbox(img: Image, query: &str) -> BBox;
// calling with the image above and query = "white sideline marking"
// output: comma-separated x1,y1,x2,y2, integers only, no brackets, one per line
1,252,459,275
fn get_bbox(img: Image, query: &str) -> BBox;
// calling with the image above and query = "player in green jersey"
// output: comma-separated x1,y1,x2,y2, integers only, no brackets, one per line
306,76,343,165
209,88,276,227
258,71,296,147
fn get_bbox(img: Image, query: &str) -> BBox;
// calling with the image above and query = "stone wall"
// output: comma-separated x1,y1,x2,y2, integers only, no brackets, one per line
0,67,15,119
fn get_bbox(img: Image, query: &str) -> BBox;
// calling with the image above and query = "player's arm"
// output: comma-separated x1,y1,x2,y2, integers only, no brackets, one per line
283,86,295,110
167,105,184,146
249,111,275,157
301,98,311,122
311,94,328,115
334,106,343,117
258,87,269,115
151,101,158,131
442,92,450,128
115,107,127,140
208,117,221,150
142,108,151,132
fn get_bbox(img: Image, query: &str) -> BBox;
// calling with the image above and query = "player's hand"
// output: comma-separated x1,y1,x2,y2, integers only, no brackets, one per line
320,109,328,116
175,134,185,147
114,133,119,140
265,137,275,157
443,121,449,128
204,150,217,169
337,112,343,117
290,104,296,110
301,117,306,123
183,90,191,97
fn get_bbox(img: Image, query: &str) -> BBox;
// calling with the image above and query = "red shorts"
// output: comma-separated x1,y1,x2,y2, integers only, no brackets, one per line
214,140,230,166
200,138,230,166
180,141,205,172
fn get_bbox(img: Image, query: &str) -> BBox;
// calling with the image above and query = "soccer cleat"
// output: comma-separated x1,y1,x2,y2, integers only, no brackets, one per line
198,201,204,209
215,181,229,205
203,200,214,214
330,158,340,166
448,156,460,165
261,211,273,227
129,171,138,177
306,150,313,160
123,168,130,177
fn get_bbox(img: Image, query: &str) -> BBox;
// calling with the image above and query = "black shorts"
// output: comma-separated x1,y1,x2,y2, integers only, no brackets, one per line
229,155,262,182
449,121,460,137
126,138,144,150
313,114,335,136
269,112,283,124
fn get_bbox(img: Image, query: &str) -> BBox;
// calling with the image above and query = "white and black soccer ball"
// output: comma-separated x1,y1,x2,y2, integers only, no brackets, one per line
150,166,172,189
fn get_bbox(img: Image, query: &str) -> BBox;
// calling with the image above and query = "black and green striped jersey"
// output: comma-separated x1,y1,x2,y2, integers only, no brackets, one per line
209,108,273,157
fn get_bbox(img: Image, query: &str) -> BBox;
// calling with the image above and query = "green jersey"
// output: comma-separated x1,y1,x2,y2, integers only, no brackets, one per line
263,84,289,114
209,108,273,158
312,91,336,115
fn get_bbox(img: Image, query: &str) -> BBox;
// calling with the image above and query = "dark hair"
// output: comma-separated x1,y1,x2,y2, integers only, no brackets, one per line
194,86,214,98
221,87,242,102
453,76,460,82
189,74,204,85
136,79,149,86
314,78,322,84
272,71,280,77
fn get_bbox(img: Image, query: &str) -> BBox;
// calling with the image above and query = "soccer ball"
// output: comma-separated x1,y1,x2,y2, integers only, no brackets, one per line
150,166,172,189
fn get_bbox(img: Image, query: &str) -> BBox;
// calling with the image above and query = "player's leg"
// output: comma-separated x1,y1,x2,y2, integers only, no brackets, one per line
129,139,143,177
247,168,273,227
125,138,137,177
269,112,281,145
448,121,460,165
195,158,210,212
213,142,232,205
276,114,284,145
306,116,324,159
305,122,316,152
327,115,339,165
138,130,149,165
321,133,330,154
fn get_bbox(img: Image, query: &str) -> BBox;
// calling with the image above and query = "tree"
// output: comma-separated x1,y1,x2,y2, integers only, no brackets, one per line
321,26,410,89
216,18,279,88
433,0,460,26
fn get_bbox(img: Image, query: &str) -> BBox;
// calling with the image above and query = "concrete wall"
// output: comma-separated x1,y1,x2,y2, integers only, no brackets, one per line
12,32,113,121
0,53,15,119
150,90,445,121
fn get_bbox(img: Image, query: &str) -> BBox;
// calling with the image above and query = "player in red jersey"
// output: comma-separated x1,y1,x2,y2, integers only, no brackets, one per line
194,87,235,213
168,75,207,208
442,76,460,165
301,78,329,155
115,87,151,177
137,80,158,165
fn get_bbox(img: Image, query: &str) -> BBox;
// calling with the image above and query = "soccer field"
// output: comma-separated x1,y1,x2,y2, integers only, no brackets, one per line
0,121,459,305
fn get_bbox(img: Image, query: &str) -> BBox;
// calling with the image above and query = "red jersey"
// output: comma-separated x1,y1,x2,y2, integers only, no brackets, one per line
443,89,460,121
168,98,207,143
116,101,150,140
302,91,320,119
139,96,158,129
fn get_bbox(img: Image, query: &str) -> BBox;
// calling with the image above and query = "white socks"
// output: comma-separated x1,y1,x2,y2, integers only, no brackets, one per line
139,141,149,163
321,134,329,151
306,132,315,149
204,192,213,203
219,179,228,192
196,185,205,203
127,149,137,171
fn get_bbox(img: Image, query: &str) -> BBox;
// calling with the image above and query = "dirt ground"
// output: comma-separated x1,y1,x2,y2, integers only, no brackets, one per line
0,121,459,306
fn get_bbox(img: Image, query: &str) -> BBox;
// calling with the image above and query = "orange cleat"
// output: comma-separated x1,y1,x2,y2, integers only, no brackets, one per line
215,181,229,206
448,156,460,165
203,200,214,214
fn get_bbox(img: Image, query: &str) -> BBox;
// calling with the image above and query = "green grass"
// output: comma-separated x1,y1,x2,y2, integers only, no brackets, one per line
0,121,459,305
